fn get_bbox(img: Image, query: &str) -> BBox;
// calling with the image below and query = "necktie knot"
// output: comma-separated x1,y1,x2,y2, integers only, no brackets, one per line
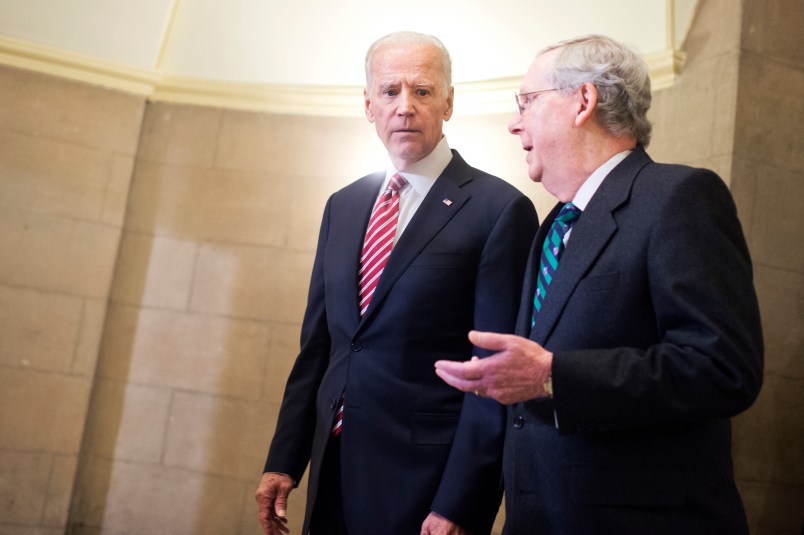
388,173,408,194
555,202,581,228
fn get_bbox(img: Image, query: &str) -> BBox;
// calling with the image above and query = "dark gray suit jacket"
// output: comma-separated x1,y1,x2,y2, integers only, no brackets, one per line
265,150,538,535
504,147,763,534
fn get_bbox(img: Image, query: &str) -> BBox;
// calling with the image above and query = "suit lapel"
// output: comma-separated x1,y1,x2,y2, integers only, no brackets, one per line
530,148,652,343
359,151,472,324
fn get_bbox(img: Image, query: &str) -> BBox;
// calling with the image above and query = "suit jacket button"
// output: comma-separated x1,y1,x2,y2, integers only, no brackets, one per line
513,415,525,429
350,340,362,352
329,399,337,409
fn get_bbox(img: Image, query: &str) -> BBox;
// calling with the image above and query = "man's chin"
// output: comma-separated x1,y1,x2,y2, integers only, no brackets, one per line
388,144,427,165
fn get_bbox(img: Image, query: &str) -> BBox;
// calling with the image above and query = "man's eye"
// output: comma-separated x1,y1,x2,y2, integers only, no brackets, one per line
384,89,398,96
416,89,429,97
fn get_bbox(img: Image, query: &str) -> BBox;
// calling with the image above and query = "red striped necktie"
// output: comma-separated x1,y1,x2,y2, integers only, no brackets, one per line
358,173,408,316
332,173,408,438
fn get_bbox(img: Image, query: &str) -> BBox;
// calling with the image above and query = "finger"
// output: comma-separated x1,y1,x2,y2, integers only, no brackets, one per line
434,357,483,379
468,330,514,352
434,366,478,392
272,515,290,535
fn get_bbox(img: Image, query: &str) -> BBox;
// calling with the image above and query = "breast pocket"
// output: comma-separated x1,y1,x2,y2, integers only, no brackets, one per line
575,271,620,294
409,253,465,268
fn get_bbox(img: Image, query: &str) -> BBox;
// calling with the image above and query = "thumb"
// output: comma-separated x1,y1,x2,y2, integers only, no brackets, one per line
274,487,290,518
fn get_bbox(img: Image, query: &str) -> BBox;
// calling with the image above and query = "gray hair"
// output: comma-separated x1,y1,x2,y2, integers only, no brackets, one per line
365,31,452,94
541,34,652,146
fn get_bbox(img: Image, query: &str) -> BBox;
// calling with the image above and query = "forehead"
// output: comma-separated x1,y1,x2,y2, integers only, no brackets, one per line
370,44,444,85
522,49,557,89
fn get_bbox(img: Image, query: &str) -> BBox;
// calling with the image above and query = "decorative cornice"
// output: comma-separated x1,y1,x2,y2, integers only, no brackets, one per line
0,34,160,95
0,34,685,116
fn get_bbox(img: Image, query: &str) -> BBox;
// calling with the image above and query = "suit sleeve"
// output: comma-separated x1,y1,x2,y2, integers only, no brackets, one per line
553,169,763,432
431,194,538,532
263,197,333,482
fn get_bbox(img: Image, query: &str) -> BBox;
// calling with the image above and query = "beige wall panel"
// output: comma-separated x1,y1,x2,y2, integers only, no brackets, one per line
0,450,50,524
0,285,82,372
735,53,804,173
741,0,804,67
648,53,734,166
72,298,108,376
101,154,136,226
733,374,804,487
0,65,144,155
83,379,171,463
748,165,804,272
753,264,804,379
137,102,222,167
163,391,277,479
0,208,121,299
111,232,197,310
264,114,382,179
738,479,804,534
124,162,293,246
215,110,379,179
283,172,335,252
683,0,743,61
97,304,267,400
74,457,245,534
0,367,89,453
189,242,313,323
214,111,297,174
0,130,117,221
41,454,78,527
0,527,65,535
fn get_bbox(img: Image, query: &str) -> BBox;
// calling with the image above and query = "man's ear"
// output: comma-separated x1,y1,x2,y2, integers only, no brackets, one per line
443,86,455,121
575,82,597,127
364,88,375,123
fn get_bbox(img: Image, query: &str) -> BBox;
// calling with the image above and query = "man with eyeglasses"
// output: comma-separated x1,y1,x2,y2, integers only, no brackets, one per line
255,31,537,535
436,34,763,534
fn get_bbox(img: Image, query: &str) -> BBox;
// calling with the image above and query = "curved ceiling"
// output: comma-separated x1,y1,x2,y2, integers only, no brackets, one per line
0,0,697,115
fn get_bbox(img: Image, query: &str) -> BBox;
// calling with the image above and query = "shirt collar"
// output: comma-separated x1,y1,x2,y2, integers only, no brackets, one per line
385,136,453,195
571,150,631,210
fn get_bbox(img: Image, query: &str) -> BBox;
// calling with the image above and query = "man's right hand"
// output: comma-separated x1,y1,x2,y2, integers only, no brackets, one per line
255,472,294,535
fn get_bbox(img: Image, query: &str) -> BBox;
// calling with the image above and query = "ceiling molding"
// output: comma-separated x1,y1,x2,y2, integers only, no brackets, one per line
0,34,159,95
0,34,685,116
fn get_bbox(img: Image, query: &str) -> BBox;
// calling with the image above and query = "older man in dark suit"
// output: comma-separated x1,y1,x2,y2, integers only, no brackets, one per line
436,34,763,534
255,31,537,535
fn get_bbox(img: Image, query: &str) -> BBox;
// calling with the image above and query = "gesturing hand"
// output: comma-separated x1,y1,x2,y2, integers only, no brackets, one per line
434,330,553,404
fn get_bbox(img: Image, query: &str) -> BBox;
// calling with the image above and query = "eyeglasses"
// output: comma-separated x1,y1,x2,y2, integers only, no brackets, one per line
514,88,557,114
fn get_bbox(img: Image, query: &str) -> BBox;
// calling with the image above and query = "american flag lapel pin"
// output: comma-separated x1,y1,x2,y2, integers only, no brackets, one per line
442,198,453,206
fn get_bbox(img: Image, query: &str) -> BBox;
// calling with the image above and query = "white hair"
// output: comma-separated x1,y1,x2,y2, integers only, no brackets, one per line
365,31,452,93
541,34,653,146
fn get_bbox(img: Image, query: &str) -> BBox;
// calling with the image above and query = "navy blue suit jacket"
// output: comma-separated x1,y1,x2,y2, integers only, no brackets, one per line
504,147,763,534
265,150,538,535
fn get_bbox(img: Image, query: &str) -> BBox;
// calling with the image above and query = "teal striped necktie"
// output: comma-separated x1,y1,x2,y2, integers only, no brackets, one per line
532,203,582,327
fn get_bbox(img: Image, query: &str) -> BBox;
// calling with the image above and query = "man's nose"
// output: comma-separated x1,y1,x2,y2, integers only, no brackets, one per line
396,90,415,115
508,112,522,135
